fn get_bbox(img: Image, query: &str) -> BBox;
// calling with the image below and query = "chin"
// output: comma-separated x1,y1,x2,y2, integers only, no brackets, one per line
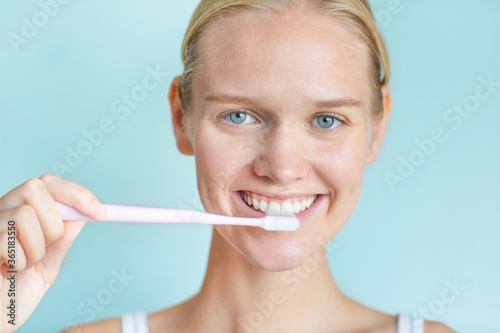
237,233,317,272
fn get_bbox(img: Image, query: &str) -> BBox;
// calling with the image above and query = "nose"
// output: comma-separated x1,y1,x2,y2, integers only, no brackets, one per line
252,126,311,185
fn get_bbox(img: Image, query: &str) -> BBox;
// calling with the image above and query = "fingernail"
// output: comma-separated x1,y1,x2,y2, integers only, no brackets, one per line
94,201,107,217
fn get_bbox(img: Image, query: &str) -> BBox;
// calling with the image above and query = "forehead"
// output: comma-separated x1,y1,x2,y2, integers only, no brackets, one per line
194,8,372,108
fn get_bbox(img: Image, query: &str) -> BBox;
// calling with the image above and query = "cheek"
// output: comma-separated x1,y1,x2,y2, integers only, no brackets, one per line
193,123,255,213
314,130,369,191
311,131,369,240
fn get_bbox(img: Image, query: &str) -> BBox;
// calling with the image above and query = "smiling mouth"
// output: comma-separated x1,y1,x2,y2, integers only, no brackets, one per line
239,191,319,215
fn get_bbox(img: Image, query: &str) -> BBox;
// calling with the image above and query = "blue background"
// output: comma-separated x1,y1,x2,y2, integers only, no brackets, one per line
1,1,499,332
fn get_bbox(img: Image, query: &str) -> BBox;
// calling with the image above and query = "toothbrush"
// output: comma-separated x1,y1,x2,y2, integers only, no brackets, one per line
56,202,299,232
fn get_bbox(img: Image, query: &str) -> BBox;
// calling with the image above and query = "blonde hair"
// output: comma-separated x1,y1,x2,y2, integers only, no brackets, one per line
178,0,390,119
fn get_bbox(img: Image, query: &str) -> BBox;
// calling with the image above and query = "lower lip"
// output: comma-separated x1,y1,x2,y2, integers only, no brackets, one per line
232,191,326,226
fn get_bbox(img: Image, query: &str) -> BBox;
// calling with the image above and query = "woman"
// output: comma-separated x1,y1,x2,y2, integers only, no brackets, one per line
1,0,456,332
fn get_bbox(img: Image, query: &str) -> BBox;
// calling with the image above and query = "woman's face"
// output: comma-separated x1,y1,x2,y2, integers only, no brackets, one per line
170,9,390,271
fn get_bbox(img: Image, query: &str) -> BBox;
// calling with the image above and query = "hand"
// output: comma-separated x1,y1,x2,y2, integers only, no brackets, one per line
0,174,107,332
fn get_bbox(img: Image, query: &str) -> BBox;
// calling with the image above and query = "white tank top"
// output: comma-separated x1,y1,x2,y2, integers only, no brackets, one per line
121,312,424,333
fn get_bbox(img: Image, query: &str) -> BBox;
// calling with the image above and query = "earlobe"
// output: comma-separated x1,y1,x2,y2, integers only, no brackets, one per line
169,76,194,156
366,85,392,165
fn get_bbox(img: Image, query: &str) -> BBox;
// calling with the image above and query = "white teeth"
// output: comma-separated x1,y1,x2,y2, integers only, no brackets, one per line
252,198,260,210
280,201,294,215
306,198,312,208
267,201,281,215
259,200,268,213
241,192,319,215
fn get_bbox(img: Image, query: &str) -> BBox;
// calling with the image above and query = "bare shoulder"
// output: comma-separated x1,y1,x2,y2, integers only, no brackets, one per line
424,320,457,333
59,296,195,333
60,316,122,333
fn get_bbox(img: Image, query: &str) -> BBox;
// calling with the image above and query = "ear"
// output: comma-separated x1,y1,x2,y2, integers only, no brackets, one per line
169,76,194,156
366,85,392,165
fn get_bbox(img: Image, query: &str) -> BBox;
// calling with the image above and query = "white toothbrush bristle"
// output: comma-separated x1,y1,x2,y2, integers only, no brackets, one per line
263,214,299,231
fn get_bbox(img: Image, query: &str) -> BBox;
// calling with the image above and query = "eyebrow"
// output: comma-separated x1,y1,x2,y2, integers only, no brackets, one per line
309,97,363,110
204,93,364,110
204,94,255,106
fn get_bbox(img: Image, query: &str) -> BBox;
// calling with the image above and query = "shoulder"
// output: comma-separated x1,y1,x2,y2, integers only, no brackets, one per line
424,320,457,333
371,319,456,333
60,297,194,333
60,316,122,333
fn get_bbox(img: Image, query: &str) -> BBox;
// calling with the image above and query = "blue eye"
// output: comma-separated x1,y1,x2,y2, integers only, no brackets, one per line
225,111,256,125
312,115,340,129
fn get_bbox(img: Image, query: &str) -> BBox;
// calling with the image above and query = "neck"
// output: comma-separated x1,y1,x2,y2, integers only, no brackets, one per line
183,229,349,333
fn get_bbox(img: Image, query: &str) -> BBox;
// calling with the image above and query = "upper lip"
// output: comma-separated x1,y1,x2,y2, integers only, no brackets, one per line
237,190,321,200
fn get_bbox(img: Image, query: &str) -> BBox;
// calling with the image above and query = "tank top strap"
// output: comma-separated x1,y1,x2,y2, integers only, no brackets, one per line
397,313,424,333
122,311,149,333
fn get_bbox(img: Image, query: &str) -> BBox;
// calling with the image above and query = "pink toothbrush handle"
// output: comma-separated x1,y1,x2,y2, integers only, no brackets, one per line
55,201,262,227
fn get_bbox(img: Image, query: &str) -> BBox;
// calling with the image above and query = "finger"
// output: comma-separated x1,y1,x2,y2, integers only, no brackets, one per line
39,173,107,221
0,175,107,222
0,205,46,269
0,178,64,245
0,232,27,274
